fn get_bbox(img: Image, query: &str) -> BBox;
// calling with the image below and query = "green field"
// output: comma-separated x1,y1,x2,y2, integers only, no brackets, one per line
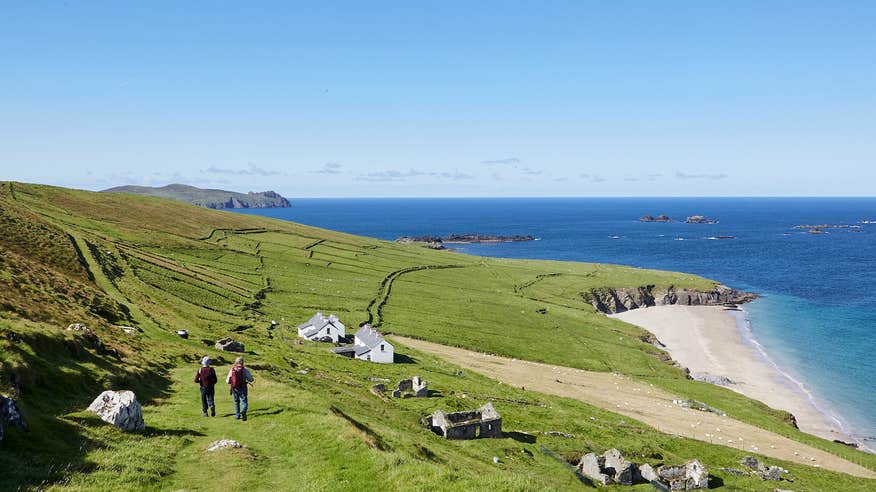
1,182,874,491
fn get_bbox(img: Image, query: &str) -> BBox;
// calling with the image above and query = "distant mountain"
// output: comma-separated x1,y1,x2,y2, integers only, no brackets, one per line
102,183,291,209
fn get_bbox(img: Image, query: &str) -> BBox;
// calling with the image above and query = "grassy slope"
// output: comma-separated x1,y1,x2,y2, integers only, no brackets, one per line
1,181,874,491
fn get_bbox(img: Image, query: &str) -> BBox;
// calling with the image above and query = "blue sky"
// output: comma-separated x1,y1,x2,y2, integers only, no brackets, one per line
1,1,874,197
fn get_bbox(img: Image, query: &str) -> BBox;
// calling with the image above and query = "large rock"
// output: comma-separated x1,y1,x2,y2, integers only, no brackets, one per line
578,452,613,485
206,439,242,451
659,460,708,490
759,466,783,481
0,395,28,440
602,448,637,485
684,460,709,489
639,463,660,482
215,337,244,352
87,390,145,432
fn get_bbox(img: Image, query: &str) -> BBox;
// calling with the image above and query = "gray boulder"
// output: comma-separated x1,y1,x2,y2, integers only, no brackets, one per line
578,452,613,485
87,390,145,432
603,448,637,485
759,466,783,481
0,395,28,440
206,439,242,451
639,463,660,482
684,460,709,489
659,460,708,490
215,337,245,352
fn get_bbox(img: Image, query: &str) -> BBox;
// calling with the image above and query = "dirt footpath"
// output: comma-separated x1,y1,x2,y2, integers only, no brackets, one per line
394,336,876,479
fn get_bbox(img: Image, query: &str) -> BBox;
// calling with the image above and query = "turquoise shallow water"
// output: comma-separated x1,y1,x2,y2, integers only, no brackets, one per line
236,197,876,446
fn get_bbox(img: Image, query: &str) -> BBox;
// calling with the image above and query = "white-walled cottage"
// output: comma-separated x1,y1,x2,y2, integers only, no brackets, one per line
353,325,394,363
297,312,346,343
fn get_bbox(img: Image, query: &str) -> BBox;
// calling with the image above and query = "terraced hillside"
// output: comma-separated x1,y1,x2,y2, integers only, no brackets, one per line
1,182,875,491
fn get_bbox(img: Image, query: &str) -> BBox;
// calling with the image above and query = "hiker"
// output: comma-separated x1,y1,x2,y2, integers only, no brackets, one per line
226,356,254,421
195,356,218,417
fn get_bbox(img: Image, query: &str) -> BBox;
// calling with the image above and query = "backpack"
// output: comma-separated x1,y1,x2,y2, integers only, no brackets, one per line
198,367,217,387
229,365,246,389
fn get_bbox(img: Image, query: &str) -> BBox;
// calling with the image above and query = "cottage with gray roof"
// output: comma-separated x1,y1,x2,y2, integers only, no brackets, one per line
332,324,394,363
297,312,345,343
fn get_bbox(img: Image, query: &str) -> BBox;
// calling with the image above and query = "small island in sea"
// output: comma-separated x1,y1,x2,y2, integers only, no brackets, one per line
396,233,535,249
639,214,673,222
685,215,719,224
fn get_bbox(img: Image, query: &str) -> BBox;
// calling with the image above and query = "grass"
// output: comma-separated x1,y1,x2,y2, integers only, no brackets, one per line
1,181,874,491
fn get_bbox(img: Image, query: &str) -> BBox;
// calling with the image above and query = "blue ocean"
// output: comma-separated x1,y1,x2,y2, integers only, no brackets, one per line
237,198,876,446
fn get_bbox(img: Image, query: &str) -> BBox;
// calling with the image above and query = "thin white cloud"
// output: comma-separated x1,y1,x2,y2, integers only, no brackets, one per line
313,162,342,175
481,157,520,165
356,168,473,182
204,162,283,177
580,173,606,183
676,171,727,180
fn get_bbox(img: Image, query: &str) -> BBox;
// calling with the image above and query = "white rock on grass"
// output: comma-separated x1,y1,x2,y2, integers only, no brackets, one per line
207,439,242,451
87,390,145,432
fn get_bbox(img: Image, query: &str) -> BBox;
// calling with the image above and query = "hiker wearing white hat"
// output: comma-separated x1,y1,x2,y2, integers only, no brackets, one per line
194,356,218,417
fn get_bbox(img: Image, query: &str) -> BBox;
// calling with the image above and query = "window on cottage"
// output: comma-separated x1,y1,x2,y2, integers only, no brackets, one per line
380,344,385,352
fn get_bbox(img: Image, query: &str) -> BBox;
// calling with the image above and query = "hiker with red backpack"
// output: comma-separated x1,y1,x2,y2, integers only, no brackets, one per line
226,356,254,421
195,356,218,417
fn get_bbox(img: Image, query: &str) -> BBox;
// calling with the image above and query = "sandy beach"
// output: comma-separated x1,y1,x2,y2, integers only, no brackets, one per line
612,305,849,443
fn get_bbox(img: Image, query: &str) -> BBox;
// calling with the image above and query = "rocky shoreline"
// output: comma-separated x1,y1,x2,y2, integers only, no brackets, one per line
582,284,757,314
396,234,535,249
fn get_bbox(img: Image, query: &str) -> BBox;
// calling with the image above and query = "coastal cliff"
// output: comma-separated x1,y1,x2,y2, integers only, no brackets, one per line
582,284,756,314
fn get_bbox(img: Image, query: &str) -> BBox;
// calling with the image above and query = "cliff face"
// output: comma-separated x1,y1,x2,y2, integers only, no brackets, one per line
582,284,756,314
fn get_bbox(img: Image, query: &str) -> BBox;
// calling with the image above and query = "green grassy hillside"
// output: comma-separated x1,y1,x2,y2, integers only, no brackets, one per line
1,182,874,491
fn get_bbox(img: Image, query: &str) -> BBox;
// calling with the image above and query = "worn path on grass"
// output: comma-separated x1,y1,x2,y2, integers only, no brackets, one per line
394,336,876,479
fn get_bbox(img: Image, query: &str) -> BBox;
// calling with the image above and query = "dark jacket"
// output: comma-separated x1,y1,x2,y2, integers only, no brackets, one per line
195,366,218,388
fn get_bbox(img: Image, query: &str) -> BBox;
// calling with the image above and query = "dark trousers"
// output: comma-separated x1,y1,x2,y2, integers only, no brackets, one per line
231,387,248,417
200,386,215,414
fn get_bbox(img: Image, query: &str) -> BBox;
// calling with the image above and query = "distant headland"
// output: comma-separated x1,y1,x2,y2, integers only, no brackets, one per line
396,233,535,249
102,184,291,209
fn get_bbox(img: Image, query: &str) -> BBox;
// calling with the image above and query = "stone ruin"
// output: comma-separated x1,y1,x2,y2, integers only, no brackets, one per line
739,456,787,481
391,376,429,398
578,448,708,489
0,394,28,441
426,402,502,439
215,337,245,352
87,390,145,432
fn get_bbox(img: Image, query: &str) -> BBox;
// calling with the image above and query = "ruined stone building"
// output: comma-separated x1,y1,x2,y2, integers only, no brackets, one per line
427,402,502,439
